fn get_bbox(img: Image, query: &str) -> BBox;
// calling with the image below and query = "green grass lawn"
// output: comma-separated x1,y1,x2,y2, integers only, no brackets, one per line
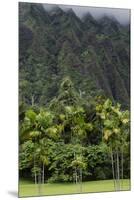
19,179,130,197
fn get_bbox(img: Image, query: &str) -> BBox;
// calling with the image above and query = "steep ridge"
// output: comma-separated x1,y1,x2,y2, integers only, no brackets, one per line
19,3,130,108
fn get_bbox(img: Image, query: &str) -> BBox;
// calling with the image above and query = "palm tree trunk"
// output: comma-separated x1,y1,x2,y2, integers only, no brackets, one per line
121,147,124,190
110,148,116,190
80,168,82,193
75,168,78,185
42,163,44,184
35,170,37,185
34,148,37,185
38,172,41,195
73,152,77,185
116,150,120,191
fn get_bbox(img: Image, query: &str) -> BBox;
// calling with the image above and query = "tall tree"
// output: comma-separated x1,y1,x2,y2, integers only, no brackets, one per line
96,98,130,191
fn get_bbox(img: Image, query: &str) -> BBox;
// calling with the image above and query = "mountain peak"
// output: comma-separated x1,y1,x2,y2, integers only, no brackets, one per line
66,8,77,18
48,6,64,16
19,3,130,108
67,8,74,14
99,15,119,24
82,12,98,30
82,12,94,21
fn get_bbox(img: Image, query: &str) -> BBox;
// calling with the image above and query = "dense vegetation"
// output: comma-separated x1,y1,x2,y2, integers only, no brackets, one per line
19,3,130,195
19,77,130,190
19,3,130,108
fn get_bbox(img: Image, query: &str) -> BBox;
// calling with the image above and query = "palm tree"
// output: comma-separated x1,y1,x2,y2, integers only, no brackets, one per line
96,99,130,191
64,105,92,192
20,108,54,184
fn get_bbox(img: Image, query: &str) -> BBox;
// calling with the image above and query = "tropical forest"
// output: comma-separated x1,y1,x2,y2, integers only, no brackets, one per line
19,2,130,197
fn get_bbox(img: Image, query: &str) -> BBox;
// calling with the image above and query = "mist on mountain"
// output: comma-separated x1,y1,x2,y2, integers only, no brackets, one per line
43,3,130,25
19,3,130,108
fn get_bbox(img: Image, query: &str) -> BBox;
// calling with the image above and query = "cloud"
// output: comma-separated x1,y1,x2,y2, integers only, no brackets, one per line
43,4,130,25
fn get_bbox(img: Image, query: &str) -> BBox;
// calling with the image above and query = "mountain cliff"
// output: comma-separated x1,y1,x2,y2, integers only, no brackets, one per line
19,3,130,108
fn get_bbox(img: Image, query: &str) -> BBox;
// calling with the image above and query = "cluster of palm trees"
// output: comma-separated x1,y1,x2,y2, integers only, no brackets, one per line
19,77,130,194
96,98,130,191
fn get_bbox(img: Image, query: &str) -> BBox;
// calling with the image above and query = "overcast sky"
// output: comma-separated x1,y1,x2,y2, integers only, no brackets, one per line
43,4,130,25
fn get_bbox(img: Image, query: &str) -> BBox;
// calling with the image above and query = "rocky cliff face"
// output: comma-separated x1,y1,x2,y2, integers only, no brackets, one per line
19,3,130,108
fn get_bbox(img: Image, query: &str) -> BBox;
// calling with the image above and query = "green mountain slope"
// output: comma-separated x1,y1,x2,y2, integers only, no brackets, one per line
19,3,130,108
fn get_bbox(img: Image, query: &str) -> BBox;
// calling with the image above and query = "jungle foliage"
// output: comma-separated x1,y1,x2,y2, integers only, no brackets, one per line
19,77,130,189
19,3,130,191
19,3,130,108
